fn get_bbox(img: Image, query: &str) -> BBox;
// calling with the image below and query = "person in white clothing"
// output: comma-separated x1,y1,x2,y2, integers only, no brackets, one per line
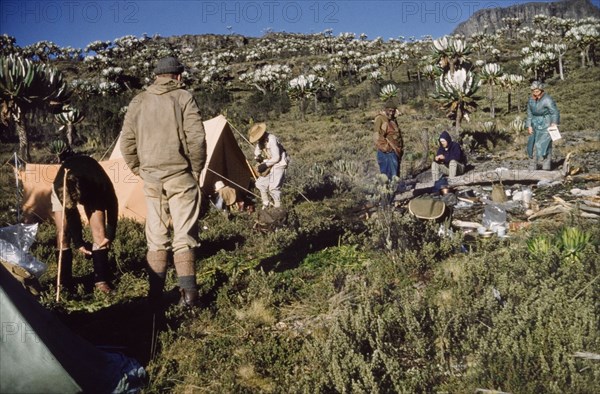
248,122,289,208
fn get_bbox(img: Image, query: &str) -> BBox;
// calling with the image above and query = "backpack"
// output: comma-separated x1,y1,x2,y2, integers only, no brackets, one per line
408,197,447,220
255,207,288,231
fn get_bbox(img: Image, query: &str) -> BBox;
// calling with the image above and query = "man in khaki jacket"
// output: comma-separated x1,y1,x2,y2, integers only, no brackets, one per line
120,57,206,308
373,98,403,181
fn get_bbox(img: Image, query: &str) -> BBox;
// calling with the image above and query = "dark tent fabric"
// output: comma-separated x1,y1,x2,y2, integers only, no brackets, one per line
0,263,133,393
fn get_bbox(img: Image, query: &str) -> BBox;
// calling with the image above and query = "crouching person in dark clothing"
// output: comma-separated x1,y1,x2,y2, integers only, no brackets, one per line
431,130,467,182
52,154,118,294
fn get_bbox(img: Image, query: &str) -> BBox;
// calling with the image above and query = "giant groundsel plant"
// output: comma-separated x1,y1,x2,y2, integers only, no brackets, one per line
55,105,84,148
0,54,69,160
433,68,479,131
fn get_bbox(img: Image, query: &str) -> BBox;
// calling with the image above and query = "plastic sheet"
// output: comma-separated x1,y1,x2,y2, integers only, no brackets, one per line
0,223,37,251
0,223,47,278
482,202,507,232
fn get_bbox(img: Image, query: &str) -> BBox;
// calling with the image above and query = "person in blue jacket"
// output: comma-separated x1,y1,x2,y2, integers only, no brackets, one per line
525,81,560,170
431,130,467,182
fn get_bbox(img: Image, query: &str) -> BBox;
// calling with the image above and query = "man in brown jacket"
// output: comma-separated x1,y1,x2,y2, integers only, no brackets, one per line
373,98,403,181
120,57,206,308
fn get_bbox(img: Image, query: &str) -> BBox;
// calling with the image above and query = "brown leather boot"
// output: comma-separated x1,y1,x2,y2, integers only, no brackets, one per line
174,249,198,307
178,288,199,307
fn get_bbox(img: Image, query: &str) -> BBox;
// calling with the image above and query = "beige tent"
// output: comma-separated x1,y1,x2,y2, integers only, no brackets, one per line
20,115,253,223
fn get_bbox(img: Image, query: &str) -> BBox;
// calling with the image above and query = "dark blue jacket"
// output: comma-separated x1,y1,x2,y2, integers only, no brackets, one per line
435,131,467,165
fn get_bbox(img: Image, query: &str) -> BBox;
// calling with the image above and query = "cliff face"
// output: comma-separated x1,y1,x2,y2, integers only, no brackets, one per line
453,0,600,36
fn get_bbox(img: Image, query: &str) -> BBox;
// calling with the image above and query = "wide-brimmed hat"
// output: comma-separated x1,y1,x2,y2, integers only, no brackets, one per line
153,57,184,75
530,81,544,90
214,181,225,191
248,123,267,143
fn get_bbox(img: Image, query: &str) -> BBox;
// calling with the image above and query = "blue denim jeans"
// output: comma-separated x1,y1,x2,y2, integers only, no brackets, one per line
377,150,399,181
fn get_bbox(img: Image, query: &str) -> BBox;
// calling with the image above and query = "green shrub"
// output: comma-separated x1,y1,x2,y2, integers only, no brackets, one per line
467,284,600,393
434,226,600,393
364,178,443,255
238,91,291,121
291,279,438,393
194,86,232,118
559,227,592,263
111,218,146,273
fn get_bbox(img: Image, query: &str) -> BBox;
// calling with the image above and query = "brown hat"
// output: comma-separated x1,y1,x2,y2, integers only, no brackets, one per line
248,123,267,143
153,57,184,75
384,97,398,109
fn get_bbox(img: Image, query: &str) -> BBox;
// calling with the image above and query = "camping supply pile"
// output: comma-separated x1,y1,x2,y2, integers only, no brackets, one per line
404,175,600,240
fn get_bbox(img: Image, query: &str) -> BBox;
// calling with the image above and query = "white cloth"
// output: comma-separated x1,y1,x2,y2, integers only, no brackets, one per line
256,166,286,208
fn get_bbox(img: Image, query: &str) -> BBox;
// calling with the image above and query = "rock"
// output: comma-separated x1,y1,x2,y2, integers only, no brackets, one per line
453,0,600,37
571,186,600,197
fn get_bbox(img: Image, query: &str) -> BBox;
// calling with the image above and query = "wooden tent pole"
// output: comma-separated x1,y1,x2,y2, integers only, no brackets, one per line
55,169,69,302
246,159,258,181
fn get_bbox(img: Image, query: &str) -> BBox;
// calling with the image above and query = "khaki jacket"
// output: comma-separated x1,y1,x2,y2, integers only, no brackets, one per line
373,113,403,155
120,77,206,183
218,186,238,206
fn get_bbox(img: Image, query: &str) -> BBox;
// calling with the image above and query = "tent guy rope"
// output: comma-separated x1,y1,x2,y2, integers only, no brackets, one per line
207,167,259,199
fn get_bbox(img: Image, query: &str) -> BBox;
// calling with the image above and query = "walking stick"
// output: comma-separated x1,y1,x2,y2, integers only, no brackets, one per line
13,152,21,222
56,169,69,302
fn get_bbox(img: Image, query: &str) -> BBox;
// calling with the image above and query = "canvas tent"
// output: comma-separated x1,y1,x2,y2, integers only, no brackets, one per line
19,115,253,223
0,262,145,393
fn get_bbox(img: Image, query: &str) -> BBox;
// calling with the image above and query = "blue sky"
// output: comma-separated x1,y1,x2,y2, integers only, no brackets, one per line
2,0,595,49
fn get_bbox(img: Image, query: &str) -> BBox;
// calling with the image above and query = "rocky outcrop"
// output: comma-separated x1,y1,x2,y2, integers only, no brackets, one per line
453,0,600,36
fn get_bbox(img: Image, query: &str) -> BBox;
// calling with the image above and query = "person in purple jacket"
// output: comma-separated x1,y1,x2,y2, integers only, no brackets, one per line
431,130,467,182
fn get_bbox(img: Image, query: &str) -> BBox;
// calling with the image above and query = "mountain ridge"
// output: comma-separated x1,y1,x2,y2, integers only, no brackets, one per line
453,0,600,36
